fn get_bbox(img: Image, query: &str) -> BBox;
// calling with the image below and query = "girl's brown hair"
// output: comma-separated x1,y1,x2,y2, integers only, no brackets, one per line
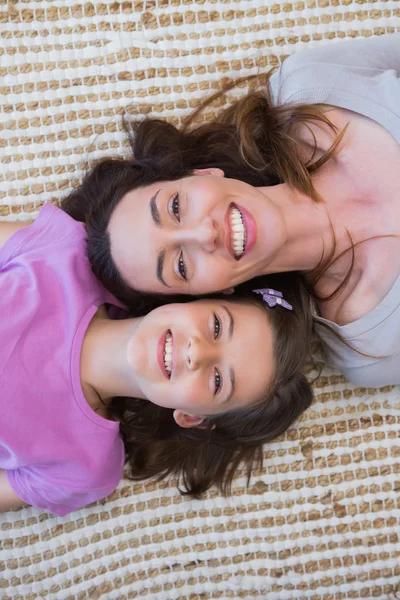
61,72,345,306
111,273,314,497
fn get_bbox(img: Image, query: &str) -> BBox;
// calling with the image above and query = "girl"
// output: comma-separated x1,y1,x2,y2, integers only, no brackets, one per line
63,33,400,387
0,203,313,516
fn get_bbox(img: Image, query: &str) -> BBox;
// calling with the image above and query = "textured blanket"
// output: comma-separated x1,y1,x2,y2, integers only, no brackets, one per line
1,2,400,599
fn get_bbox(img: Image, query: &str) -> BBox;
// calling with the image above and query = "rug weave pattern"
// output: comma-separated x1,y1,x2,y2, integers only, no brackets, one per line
1,1,400,599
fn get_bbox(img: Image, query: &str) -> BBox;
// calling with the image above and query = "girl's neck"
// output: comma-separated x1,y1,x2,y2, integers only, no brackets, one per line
80,308,146,411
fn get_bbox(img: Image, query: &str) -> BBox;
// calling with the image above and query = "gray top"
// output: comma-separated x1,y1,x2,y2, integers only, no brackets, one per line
269,34,400,386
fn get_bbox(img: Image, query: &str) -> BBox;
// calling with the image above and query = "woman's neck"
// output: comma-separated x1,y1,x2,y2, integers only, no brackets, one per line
80,309,147,407
257,182,333,274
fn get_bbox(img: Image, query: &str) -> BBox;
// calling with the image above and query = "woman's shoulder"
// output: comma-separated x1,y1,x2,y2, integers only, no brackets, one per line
269,34,400,137
315,269,400,374
274,34,400,83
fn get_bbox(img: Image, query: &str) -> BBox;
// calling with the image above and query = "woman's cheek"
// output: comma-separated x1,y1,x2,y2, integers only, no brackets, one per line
196,260,229,294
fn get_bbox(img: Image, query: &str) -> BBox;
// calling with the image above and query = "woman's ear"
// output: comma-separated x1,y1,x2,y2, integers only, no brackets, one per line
192,168,224,178
173,410,209,429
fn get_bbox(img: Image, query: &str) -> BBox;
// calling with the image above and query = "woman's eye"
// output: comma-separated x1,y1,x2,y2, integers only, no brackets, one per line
214,368,222,395
178,251,187,281
171,193,180,223
213,313,221,339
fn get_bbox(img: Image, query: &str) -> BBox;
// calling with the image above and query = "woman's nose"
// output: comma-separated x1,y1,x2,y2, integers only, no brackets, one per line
197,217,218,252
174,217,218,252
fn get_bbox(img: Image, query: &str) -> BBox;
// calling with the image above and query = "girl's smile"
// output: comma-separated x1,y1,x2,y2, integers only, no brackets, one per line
125,299,275,417
158,330,174,379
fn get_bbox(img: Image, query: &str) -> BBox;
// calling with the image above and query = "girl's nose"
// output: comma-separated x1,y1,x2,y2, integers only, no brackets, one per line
186,336,214,370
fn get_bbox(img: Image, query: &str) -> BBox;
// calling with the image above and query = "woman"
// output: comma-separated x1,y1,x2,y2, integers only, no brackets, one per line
0,205,312,516
62,33,400,387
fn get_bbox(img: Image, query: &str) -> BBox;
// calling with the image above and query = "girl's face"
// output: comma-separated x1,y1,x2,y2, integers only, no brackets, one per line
108,170,286,295
127,299,275,420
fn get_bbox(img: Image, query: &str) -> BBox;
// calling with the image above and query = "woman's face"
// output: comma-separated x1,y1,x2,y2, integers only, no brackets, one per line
108,170,286,295
127,299,274,421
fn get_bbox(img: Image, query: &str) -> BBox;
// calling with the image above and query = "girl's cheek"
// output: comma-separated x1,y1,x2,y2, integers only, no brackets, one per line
176,381,202,407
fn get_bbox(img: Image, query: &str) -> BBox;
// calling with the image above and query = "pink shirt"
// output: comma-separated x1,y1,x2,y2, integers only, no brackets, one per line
1,204,125,516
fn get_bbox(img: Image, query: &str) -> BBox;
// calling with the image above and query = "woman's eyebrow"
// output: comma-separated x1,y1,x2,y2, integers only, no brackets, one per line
150,189,170,288
150,189,161,227
156,250,170,288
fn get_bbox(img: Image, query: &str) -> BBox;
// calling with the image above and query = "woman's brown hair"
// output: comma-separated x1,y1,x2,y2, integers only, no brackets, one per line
111,273,314,497
61,71,345,306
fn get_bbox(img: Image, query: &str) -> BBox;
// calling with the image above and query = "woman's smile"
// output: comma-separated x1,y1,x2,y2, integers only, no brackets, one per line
225,203,257,260
108,172,283,295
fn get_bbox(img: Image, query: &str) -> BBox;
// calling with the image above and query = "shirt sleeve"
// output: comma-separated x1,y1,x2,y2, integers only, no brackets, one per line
7,465,122,517
340,355,400,388
0,204,82,268
0,204,52,268
269,34,400,143
278,34,400,76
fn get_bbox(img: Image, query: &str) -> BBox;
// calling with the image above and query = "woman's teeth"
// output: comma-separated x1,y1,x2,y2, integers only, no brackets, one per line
164,332,172,377
229,206,246,258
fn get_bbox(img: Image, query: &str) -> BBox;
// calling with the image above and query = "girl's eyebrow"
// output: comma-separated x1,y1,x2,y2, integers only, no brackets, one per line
221,305,235,402
226,368,235,404
221,305,234,339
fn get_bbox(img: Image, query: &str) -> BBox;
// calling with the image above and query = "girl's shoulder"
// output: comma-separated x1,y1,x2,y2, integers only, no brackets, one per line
0,203,85,267
7,432,125,517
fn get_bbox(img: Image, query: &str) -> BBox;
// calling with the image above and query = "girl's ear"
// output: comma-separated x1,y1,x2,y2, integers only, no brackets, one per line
192,168,225,178
173,410,209,429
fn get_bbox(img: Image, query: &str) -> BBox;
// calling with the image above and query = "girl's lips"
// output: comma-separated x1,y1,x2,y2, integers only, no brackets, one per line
224,203,257,260
157,330,170,379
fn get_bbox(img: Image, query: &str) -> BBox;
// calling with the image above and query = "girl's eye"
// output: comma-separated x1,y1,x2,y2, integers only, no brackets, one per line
171,193,180,223
214,368,222,395
178,251,187,281
213,313,221,339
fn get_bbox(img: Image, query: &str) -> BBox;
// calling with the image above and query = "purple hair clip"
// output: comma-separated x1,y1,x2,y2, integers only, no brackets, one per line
252,288,293,311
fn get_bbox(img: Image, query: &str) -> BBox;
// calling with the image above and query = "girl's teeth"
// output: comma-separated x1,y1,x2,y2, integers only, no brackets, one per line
164,333,173,376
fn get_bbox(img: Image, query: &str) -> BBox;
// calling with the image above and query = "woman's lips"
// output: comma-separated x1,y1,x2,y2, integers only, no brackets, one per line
224,203,257,260
157,330,170,379
224,205,236,259
238,203,256,257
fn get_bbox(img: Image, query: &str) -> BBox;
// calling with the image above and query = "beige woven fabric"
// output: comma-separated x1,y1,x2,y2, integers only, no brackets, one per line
1,2,400,599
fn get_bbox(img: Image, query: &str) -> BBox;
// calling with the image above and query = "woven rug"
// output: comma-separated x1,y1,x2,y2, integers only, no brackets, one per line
1,2,400,599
